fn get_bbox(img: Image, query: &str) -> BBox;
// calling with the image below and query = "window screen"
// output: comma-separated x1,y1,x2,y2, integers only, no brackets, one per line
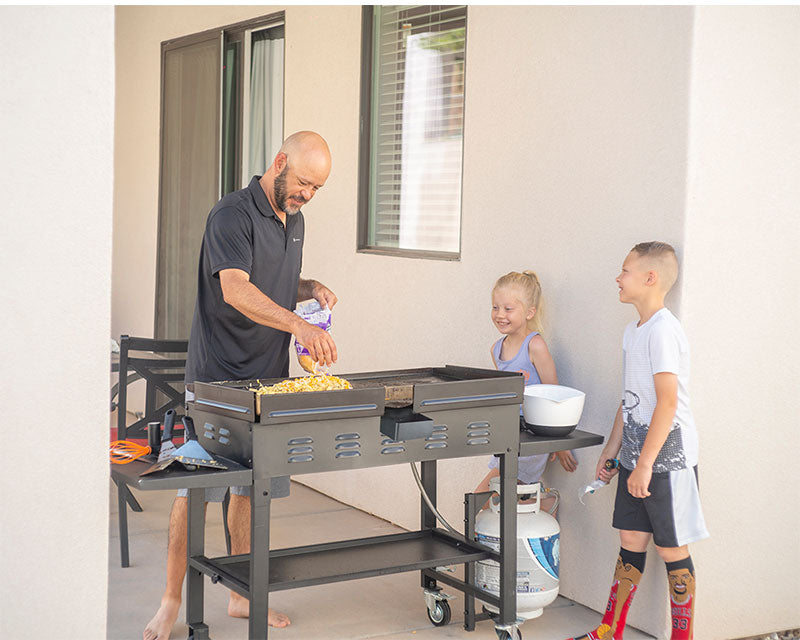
360,5,467,258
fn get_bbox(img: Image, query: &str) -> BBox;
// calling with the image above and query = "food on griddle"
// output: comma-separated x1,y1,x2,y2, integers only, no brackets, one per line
250,374,352,395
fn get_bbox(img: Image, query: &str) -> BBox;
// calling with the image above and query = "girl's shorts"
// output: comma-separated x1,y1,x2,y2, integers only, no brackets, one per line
612,465,709,548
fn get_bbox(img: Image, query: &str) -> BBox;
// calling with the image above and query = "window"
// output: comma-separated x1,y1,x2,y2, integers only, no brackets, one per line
156,14,284,340
223,22,285,195
358,5,467,259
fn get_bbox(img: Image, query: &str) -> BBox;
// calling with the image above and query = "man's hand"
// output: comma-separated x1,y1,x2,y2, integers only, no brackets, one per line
549,450,578,472
294,321,338,367
311,282,338,310
627,463,652,498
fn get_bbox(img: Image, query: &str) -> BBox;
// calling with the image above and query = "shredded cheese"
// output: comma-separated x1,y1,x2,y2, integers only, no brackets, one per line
250,374,352,395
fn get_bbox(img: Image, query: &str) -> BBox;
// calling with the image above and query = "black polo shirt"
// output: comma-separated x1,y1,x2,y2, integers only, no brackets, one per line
185,176,304,384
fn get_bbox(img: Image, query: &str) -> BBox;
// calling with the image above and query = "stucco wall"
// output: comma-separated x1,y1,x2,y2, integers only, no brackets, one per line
681,7,800,636
1,6,114,639
296,7,692,637
112,5,799,639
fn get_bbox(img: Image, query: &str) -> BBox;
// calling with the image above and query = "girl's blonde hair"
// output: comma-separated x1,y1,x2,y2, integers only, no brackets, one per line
493,270,546,333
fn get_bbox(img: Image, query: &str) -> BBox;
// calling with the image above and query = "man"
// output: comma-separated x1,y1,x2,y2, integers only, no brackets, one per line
144,131,338,640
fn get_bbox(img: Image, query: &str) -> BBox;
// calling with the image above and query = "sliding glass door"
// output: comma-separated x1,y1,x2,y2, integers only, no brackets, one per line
155,33,220,341
156,14,285,339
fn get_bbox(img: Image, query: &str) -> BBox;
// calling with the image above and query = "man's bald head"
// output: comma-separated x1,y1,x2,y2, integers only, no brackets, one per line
279,131,331,179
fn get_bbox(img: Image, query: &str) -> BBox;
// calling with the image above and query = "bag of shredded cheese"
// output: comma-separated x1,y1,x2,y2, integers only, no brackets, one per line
293,299,332,373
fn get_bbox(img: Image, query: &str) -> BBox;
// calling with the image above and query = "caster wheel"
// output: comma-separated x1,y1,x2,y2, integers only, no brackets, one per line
427,599,451,626
495,628,523,640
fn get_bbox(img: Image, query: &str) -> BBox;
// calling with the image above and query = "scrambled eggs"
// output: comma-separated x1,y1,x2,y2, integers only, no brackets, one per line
251,374,352,395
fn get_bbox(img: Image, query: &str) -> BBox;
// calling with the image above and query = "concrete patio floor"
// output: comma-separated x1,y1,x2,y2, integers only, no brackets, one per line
108,481,655,640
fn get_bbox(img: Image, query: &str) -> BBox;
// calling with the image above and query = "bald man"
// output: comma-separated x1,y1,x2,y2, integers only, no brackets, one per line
145,132,338,640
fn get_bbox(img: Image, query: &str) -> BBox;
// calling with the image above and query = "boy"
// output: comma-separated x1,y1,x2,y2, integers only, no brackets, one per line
568,242,708,640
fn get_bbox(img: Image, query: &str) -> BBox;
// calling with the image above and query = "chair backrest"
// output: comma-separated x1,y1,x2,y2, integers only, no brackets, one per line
113,335,188,441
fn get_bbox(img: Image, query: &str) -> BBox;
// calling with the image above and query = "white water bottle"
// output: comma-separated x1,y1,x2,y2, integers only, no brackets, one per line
578,459,620,505
578,479,608,504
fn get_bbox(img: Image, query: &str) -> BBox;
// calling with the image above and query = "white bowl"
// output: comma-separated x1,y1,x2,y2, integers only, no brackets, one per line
522,384,586,435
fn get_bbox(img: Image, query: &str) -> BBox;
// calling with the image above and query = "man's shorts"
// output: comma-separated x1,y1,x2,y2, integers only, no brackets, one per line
612,465,709,548
177,485,249,502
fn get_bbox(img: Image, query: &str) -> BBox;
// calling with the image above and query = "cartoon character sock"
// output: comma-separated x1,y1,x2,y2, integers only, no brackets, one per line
566,548,646,640
666,556,696,640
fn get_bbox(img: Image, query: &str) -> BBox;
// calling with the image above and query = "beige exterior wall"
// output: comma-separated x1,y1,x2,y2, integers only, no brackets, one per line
113,5,799,639
1,6,115,639
681,7,800,636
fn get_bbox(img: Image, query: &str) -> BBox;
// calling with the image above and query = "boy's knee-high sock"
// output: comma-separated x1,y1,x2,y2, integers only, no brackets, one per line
666,556,696,640
567,548,646,640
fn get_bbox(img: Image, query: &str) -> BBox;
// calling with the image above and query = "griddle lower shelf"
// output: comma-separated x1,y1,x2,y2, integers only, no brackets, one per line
189,529,493,594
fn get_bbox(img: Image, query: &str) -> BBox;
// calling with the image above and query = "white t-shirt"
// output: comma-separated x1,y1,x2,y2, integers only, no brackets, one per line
620,308,698,472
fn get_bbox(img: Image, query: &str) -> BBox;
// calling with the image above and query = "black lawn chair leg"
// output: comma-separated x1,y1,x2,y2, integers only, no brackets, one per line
116,479,130,568
222,489,232,555
122,483,143,512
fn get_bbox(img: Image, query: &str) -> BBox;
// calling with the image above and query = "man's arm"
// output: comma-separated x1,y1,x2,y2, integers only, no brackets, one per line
220,269,337,365
626,372,678,498
297,278,338,309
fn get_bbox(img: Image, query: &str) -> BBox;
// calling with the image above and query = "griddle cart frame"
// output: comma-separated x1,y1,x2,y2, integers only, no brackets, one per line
114,365,603,639
183,452,522,640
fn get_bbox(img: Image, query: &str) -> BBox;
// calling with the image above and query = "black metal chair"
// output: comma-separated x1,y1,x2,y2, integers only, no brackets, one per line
113,335,188,442
111,335,231,567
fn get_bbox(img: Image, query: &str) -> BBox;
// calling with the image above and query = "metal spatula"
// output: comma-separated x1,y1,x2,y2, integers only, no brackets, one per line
172,416,227,471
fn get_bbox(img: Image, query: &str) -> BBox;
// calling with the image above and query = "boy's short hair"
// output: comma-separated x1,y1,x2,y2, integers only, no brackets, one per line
631,241,679,293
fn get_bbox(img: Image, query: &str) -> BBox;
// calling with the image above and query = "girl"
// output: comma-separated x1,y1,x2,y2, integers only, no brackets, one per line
474,271,577,510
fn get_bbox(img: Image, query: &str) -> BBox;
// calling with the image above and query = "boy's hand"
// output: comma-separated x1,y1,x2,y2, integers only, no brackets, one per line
549,450,578,472
596,455,619,483
627,463,652,498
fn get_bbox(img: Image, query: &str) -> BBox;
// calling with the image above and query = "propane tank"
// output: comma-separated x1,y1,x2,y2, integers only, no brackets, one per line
474,479,560,620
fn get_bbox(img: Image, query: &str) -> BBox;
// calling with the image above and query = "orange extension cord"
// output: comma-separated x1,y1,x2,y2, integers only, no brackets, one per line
109,440,151,464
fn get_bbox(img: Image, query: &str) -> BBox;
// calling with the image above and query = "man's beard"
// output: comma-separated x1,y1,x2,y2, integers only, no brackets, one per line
273,165,305,215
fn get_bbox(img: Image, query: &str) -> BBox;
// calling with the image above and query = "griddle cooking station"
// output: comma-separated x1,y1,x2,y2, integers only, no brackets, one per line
121,365,603,639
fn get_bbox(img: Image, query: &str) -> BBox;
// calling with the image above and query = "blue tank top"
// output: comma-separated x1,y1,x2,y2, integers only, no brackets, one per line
492,331,542,386
488,331,549,481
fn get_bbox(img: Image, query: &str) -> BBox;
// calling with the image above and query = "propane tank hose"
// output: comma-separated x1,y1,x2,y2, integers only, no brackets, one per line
409,462,466,540
410,462,560,537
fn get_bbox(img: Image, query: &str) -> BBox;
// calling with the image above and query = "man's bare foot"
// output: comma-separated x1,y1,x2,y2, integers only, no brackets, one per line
228,593,290,627
268,609,291,628
143,598,180,640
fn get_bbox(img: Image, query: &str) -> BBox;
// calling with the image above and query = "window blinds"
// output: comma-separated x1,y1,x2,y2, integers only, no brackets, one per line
368,5,467,254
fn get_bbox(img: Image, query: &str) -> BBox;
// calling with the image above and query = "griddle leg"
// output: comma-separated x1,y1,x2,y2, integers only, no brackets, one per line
419,460,438,591
463,491,479,631
249,479,271,639
498,452,519,630
186,487,208,639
